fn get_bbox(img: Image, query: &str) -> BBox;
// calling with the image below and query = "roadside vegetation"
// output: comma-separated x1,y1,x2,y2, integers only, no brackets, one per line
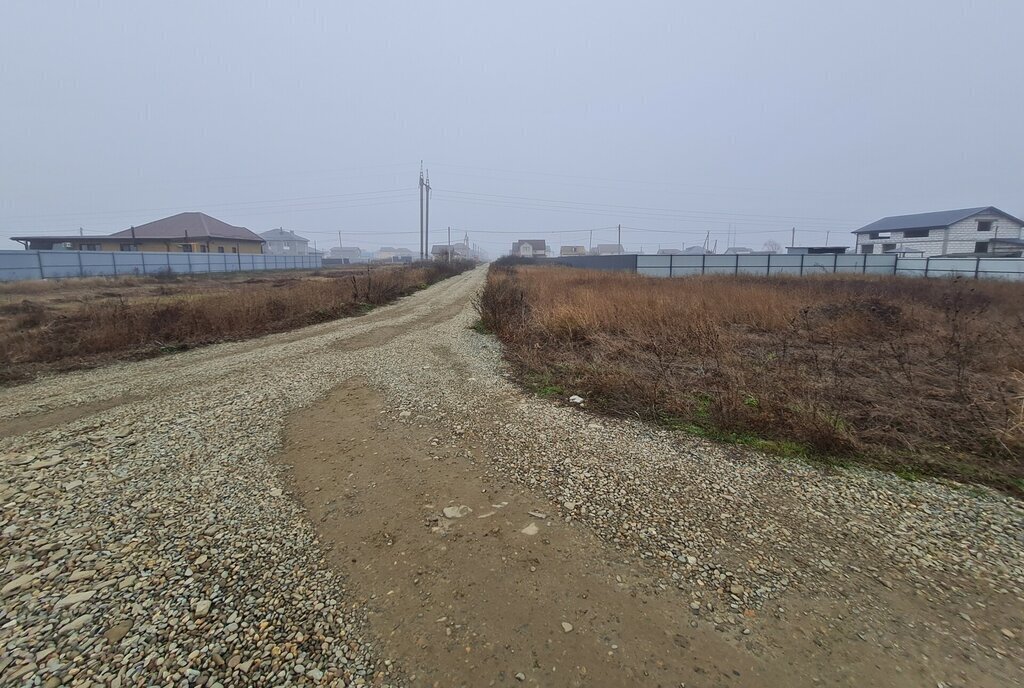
477,262,1024,495
0,260,474,383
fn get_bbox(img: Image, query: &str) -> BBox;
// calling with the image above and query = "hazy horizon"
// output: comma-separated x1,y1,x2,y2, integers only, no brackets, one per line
2,1,1022,256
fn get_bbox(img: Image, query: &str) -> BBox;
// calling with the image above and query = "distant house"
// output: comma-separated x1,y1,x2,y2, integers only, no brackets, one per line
723,246,753,255
681,246,712,255
432,242,472,260
328,246,364,263
853,206,1024,257
656,248,683,255
786,246,849,255
593,244,624,256
559,245,587,256
511,240,547,258
12,212,266,254
260,228,310,256
378,247,415,263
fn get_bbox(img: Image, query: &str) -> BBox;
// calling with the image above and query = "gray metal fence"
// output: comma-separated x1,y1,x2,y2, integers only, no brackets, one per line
541,253,1024,280
0,250,322,282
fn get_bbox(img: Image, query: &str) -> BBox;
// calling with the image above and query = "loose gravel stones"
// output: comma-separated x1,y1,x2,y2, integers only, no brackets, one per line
2,268,1022,685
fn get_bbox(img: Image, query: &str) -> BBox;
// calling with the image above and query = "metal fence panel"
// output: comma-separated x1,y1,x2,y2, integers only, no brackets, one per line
803,255,838,273
979,258,1024,279
767,255,802,275
636,255,671,268
0,250,322,281
864,255,898,274
637,267,672,277
834,255,864,273
0,250,44,281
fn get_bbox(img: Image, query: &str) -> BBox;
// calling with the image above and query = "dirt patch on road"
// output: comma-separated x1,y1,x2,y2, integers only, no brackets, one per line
278,379,795,687
0,395,142,437
331,300,468,353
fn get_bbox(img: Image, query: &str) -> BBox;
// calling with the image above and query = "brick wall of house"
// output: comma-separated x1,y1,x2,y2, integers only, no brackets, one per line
854,212,1023,257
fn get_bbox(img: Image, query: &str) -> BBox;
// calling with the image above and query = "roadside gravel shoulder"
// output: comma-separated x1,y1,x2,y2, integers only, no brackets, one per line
2,267,1021,687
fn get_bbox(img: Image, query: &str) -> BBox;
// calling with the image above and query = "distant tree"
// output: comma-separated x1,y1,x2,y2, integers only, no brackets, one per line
762,239,782,253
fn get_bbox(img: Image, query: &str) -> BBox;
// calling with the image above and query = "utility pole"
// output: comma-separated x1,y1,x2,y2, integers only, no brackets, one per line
791,227,796,249
419,163,425,260
617,224,621,253
424,169,432,260
338,230,343,252
825,231,830,245
447,226,451,262
589,229,593,253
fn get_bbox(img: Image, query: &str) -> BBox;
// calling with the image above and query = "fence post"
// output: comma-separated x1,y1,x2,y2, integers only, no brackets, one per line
76,250,83,278
924,256,930,278
36,251,45,280
701,253,706,276
974,257,980,280
833,253,838,274
800,254,805,276
734,255,739,275
140,250,146,275
187,252,193,274
766,253,771,276
112,252,118,277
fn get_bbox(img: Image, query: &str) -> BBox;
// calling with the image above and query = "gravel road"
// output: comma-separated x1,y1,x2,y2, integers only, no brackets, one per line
1,267,1021,687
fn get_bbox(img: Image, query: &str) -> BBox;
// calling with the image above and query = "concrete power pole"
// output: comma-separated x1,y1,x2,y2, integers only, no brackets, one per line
447,226,451,262
424,170,431,261
617,224,621,253
419,163,425,260
791,227,796,249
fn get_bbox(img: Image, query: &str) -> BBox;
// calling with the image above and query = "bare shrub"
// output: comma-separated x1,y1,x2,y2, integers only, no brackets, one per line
478,266,1024,494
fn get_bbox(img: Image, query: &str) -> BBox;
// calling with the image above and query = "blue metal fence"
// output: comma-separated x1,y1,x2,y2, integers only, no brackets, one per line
541,253,1024,281
0,250,322,282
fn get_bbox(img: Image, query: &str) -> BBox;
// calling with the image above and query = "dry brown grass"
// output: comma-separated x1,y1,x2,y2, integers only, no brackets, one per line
0,261,474,383
478,264,1024,494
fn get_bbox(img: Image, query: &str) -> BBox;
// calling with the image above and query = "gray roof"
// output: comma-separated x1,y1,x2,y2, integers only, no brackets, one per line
260,228,308,242
853,207,1024,234
111,212,263,242
513,239,547,250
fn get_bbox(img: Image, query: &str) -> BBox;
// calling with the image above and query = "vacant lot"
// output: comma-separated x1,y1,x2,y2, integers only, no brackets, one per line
0,261,473,383
478,264,1024,493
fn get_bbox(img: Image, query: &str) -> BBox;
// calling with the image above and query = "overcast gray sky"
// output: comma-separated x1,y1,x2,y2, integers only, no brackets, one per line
2,0,1022,256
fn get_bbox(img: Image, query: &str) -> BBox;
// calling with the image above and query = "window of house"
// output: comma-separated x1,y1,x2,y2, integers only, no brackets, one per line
80,244,99,251
882,243,897,253
903,229,929,238
860,244,874,254
975,241,989,253
180,244,193,252
217,246,225,253
868,231,890,240
977,220,993,232
199,245,208,253
231,247,238,253
119,243,137,251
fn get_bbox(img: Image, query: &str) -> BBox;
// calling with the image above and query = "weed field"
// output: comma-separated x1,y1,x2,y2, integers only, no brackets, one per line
478,264,1024,494
0,261,474,383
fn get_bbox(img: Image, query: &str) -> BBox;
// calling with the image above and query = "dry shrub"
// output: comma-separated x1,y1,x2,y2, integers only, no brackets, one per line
0,260,474,381
479,266,1024,494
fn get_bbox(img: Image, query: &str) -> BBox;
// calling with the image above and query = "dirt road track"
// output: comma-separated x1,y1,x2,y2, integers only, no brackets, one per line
1,267,1021,687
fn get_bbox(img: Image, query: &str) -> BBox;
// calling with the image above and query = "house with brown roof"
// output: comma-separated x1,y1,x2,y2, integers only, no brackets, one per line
13,212,266,254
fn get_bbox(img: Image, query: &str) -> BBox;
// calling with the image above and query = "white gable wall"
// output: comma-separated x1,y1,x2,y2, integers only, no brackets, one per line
944,212,1023,254
854,211,1023,257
